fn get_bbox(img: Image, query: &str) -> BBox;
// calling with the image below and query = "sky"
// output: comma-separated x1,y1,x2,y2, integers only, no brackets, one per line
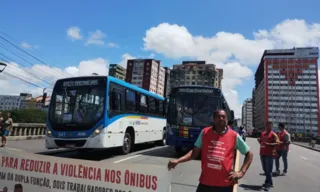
0,0,320,118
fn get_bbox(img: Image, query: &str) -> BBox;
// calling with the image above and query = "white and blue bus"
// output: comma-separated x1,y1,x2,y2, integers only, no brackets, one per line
166,86,235,153
46,76,167,154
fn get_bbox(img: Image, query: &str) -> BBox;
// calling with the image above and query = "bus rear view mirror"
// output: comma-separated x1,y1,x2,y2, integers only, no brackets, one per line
0,62,7,73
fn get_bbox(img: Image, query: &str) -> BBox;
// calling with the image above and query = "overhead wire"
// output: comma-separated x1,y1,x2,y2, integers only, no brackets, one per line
0,44,56,86
0,32,69,78
0,55,48,88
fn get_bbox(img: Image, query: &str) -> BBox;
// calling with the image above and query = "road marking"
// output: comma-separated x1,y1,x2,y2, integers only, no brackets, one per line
233,150,240,192
113,155,141,163
7,148,22,151
300,156,307,160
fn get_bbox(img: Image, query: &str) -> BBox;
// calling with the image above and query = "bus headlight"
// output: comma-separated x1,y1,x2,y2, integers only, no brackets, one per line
90,125,104,138
46,129,52,137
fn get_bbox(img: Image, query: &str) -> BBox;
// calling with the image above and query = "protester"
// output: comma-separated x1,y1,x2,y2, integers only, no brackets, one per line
239,126,246,141
274,123,290,176
258,121,280,189
168,109,253,192
227,120,235,131
14,184,23,192
1,112,13,147
0,111,3,133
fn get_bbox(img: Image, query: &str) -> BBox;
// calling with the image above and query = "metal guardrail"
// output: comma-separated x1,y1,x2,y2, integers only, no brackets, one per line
6,123,46,140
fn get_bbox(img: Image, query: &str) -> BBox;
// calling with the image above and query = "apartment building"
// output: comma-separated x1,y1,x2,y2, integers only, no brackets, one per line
215,68,223,89
125,59,165,96
253,47,319,136
109,64,126,80
163,67,171,98
242,98,253,130
170,61,223,88
0,95,21,110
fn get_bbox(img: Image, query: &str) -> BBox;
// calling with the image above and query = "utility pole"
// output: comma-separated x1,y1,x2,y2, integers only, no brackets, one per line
42,88,47,108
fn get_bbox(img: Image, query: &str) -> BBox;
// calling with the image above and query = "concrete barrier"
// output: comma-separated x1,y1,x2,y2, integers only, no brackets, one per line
6,123,46,141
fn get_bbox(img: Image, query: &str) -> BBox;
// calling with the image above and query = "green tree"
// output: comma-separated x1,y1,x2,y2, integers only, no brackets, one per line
2,108,47,123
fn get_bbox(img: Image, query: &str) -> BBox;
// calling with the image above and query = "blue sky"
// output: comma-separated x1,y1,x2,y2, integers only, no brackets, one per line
1,0,320,117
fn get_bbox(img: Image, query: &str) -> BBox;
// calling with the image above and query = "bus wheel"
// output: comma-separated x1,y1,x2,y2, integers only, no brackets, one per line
156,129,166,146
121,132,132,155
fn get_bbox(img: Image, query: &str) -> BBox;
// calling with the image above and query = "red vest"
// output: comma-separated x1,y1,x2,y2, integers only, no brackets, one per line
259,131,276,156
200,126,237,187
277,130,289,151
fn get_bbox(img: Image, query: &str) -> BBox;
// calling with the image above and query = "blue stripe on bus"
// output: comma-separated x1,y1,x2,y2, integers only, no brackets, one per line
46,114,165,138
107,114,166,126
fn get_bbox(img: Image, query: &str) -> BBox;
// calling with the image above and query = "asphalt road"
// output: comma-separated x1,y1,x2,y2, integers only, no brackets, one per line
5,138,320,192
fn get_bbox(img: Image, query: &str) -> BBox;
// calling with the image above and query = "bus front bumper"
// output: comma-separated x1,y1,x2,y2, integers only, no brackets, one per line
166,135,197,148
45,132,125,149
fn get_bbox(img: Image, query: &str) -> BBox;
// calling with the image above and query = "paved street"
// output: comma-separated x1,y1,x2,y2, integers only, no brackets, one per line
4,138,320,192
292,141,320,152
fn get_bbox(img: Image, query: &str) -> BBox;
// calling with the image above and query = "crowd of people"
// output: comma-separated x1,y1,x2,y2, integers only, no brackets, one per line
167,109,292,192
0,112,13,147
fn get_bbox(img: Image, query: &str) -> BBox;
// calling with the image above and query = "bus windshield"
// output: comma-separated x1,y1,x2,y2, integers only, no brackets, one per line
167,93,221,127
49,78,106,130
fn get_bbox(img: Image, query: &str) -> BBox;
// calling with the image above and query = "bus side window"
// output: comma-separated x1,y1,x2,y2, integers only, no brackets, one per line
148,97,157,115
135,92,140,112
140,95,148,113
125,89,136,112
110,90,121,111
158,100,164,116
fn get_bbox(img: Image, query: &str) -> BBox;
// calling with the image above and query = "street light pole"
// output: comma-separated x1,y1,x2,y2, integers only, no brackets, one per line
0,62,7,72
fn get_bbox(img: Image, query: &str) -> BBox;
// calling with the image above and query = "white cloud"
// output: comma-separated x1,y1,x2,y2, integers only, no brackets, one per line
118,53,136,68
0,58,109,97
65,58,109,76
143,19,320,118
85,30,106,46
67,26,83,40
107,42,119,48
21,42,32,49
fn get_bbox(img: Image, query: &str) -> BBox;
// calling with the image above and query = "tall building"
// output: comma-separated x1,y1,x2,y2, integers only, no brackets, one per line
252,88,256,129
242,99,253,130
163,67,171,98
215,68,223,89
109,64,126,80
170,61,223,88
0,95,21,110
253,47,319,136
125,59,165,96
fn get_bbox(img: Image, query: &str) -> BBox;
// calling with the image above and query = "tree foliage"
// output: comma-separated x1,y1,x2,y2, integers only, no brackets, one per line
1,108,47,123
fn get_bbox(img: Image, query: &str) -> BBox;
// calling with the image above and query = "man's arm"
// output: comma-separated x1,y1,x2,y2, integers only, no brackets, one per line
174,131,203,163
235,135,253,174
265,133,280,146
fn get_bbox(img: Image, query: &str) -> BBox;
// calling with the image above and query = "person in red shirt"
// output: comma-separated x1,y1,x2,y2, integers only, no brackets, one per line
168,109,253,192
274,123,290,176
258,121,280,189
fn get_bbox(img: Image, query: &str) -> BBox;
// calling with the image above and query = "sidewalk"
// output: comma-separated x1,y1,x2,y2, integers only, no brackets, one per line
293,141,320,152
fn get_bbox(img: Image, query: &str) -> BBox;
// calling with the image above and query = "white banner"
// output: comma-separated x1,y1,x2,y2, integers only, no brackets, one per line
0,149,171,192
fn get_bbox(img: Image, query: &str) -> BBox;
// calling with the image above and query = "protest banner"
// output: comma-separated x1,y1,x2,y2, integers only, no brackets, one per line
0,148,171,192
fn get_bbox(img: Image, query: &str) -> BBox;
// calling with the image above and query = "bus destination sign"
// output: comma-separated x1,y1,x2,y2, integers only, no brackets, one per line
62,79,99,87
178,88,216,94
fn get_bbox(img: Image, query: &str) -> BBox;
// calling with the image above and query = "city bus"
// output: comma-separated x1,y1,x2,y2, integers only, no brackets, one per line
166,86,235,153
45,76,167,154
